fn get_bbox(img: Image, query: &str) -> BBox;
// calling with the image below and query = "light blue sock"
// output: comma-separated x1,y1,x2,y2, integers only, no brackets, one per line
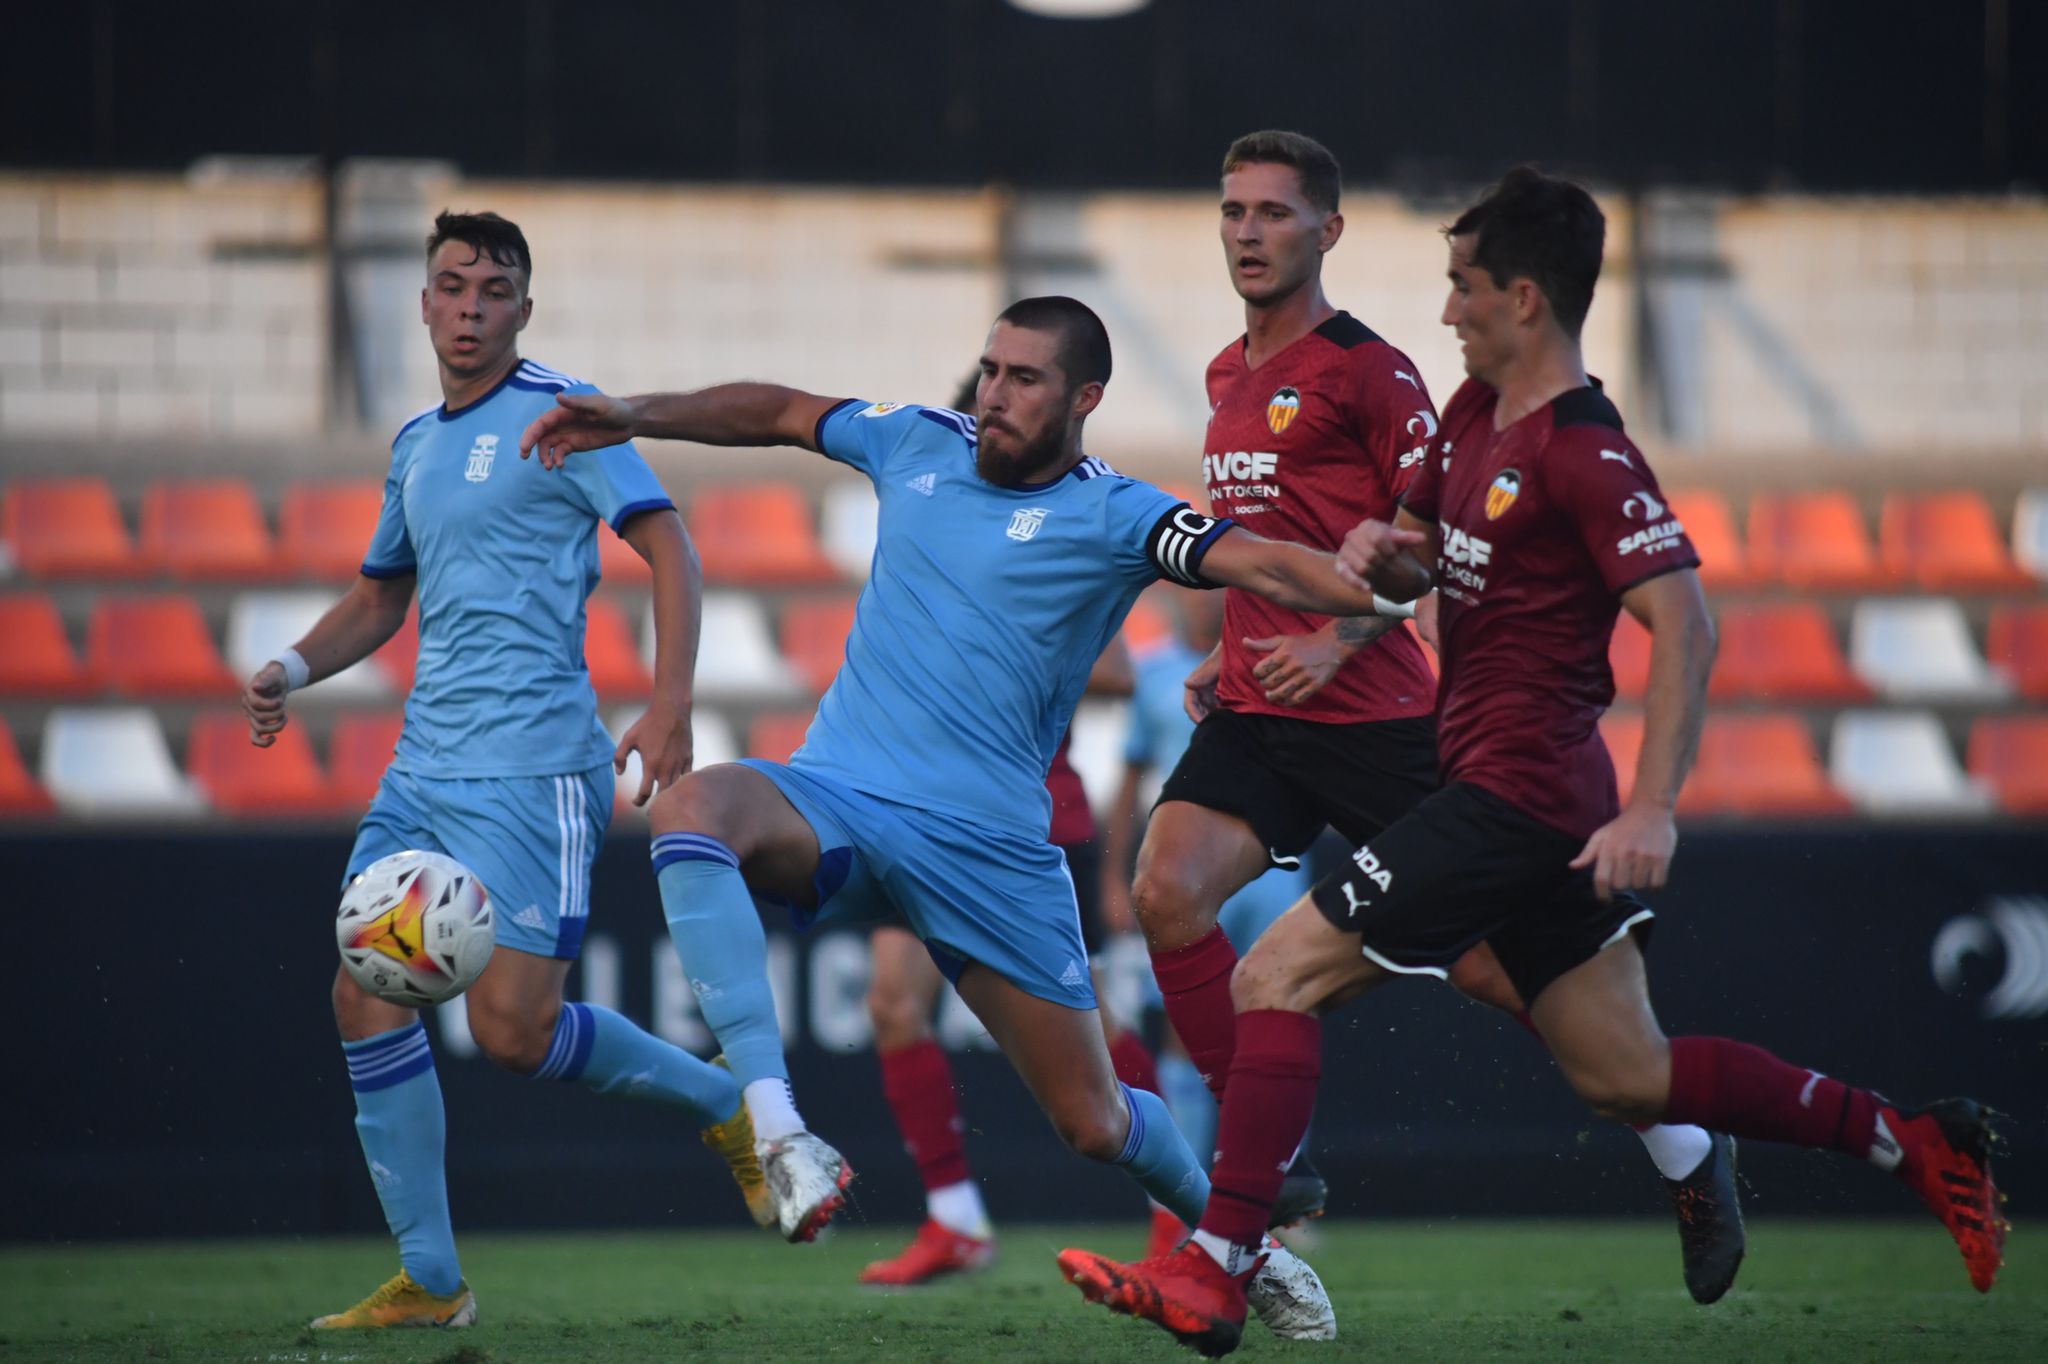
1158,1052,1218,1171
1113,1081,1211,1227
342,1022,461,1295
651,833,788,1088
530,1001,740,1124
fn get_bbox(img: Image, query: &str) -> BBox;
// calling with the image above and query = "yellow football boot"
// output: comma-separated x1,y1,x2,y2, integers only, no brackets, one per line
309,1269,475,1329
702,1055,775,1229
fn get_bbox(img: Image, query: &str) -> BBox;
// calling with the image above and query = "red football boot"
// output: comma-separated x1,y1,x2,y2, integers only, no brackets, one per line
1882,1097,2008,1292
858,1220,997,1286
1058,1241,1257,1358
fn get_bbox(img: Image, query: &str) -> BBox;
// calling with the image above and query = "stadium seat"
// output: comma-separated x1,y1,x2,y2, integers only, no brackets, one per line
780,596,860,694
2013,488,2048,581
1878,491,2032,592
1829,710,1992,815
1609,610,1650,701
1708,603,1869,701
0,719,55,817
584,597,653,699
1746,491,1896,590
226,591,392,700
87,595,237,698
820,482,880,580
329,711,404,810
139,479,279,581
1849,598,2009,701
688,484,840,585
276,482,385,580
670,593,797,699
1986,604,2048,700
1664,489,1757,590
0,593,95,697
1599,710,1645,806
748,711,816,764
599,520,652,586
186,711,333,817
1686,713,1852,816
40,707,204,816
370,604,420,693
2,478,141,579
1966,717,2048,815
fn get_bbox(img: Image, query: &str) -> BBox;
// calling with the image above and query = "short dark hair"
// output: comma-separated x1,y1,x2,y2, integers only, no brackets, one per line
426,210,532,286
1221,130,1341,215
1446,167,1605,339
994,295,1112,391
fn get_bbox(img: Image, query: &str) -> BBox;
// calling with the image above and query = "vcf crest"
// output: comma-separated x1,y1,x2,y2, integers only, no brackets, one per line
465,433,500,483
1266,386,1302,435
1006,506,1052,542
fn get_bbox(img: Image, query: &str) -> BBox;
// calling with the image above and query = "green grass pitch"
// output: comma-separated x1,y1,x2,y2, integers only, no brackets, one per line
2,1220,2039,1362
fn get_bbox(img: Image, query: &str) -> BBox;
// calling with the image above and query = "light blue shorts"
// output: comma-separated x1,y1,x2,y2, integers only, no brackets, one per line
343,762,614,961
742,759,1096,1011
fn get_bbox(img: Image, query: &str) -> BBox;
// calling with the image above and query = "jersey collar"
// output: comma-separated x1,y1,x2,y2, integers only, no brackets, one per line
437,357,523,421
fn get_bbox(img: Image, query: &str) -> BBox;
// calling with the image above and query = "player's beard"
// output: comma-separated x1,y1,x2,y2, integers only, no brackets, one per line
974,420,1064,486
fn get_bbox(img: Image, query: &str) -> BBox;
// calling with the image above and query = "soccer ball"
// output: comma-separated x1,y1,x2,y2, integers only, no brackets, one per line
336,850,495,1007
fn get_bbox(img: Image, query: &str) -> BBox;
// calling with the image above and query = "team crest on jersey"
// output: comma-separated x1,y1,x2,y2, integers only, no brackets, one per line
857,402,903,419
465,434,499,483
1006,506,1052,542
1485,468,1521,521
1266,387,1302,435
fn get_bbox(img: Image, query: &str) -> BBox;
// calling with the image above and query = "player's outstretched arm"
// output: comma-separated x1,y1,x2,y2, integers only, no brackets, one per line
1198,527,1388,618
615,508,700,805
520,384,847,469
241,573,415,746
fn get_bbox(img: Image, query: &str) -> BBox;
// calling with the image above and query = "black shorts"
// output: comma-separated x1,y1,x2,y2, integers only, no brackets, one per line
1064,836,1106,956
1308,782,1654,1005
1156,709,1439,863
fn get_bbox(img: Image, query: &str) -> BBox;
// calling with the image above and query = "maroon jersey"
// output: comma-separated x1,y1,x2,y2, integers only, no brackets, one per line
1045,734,1095,847
1401,380,1699,839
1202,312,1439,725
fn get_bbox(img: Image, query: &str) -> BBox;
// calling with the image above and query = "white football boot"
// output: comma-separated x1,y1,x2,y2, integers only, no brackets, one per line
759,1131,855,1243
1247,1234,1337,1340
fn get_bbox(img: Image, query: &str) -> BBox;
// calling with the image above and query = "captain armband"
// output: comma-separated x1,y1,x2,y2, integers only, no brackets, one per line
1143,505,1233,588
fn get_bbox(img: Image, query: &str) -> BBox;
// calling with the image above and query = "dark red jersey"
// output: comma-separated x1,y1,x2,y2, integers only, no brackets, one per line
1202,312,1439,725
1401,379,1700,840
1045,733,1095,847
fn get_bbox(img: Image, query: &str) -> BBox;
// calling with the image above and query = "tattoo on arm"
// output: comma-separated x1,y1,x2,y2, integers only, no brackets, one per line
1335,615,1401,649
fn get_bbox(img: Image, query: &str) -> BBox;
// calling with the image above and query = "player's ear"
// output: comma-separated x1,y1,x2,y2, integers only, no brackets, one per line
1069,380,1105,422
1320,211,1344,254
1513,277,1544,328
420,287,430,325
517,294,533,331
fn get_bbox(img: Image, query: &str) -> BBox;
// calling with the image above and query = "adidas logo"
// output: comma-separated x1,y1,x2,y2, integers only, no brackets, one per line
1059,958,1086,989
511,904,546,931
906,472,936,496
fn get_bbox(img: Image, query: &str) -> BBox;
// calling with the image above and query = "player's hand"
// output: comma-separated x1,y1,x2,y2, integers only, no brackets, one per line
241,662,290,747
1182,644,1223,723
520,392,637,470
1244,628,1345,707
616,697,693,806
1415,592,1441,652
1569,803,1677,902
1336,518,1428,589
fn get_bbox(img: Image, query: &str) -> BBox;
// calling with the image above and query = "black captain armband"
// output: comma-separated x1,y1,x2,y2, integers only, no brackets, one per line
1145,504,1233,588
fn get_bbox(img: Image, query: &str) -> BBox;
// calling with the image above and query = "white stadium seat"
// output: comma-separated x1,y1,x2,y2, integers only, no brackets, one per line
41,707,205,817
1065,698,1132,814
2013,488,2048,580
1829,709,1992,815
648,592,796,700
820,482,879,580
226,591,392,701
1849,598,2009,701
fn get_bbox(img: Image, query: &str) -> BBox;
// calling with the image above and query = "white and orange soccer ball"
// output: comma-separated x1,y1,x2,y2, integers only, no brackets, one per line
336,850,495,1007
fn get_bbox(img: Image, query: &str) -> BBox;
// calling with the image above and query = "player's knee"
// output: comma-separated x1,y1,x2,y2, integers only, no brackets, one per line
1229,949,1303,1014
1054,1100,1128,1164
1565,1067,1664,1126
467,997,555,1075
647,775,726,842
1130,861,1218,949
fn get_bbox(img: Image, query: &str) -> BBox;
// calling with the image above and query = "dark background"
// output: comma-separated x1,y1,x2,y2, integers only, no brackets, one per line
4,1,2041,193
6,825,2042,1241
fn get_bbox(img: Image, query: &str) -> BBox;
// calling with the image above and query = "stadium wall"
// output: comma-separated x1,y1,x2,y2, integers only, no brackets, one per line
8,827,2041,1241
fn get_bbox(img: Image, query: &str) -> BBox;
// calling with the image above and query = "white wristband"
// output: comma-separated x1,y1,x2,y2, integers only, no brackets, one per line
1370,595,1417,620
272,648,310,693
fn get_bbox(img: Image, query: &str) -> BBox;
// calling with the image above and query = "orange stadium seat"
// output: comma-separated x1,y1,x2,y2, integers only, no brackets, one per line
1967,716,2048,815
1599,710,1645,806
139,479,279,581
689,485,839,585
1122,593,1171,655
1609,610,1651,701
1987,604,2048,700
2,478,140,579
1879,491,2033,592
186,711,332,816
585,598,654,699
87,595,237,698
1746,491,1897,591
599,520,652,586
0,719,55,817
0,593,95,697
1665,489,1757,590
748,711,816,764
1687,713,1852,817
329,712,405,810
780,596,860,694
1708,603,1869,702
277,482,384,580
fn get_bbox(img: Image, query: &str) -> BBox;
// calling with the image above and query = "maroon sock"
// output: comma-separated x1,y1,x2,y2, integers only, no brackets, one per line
1151,928,1239,1101
1664,1036,1881,1157
1108,1029,1161,1095
878,1039,971,1191
1198,1009,1321,1248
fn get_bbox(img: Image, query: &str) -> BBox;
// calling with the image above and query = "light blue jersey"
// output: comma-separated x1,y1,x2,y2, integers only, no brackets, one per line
797,400,1230,839
363,359,674,778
